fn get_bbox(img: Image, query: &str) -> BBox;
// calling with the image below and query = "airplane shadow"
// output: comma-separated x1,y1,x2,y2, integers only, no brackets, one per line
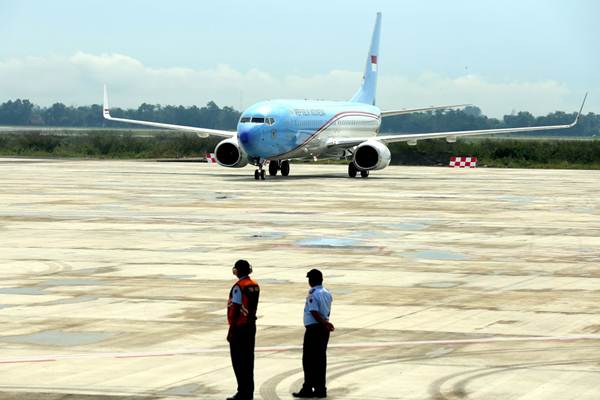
222,174,396,182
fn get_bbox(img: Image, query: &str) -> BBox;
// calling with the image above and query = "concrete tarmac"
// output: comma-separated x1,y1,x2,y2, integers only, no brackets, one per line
0,159,599,399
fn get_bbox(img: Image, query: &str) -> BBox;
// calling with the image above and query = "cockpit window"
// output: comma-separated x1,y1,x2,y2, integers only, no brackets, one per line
241,116,274,124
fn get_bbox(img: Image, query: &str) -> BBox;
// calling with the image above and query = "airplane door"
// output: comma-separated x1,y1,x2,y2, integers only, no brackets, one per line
266,117,276,139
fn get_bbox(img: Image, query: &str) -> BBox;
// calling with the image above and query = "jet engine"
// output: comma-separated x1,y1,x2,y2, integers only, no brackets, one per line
353,140,391,171
214,138,249,168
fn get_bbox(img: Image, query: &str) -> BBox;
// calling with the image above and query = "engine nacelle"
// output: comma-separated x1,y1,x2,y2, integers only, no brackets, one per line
214,138,249,168
353,140,391,171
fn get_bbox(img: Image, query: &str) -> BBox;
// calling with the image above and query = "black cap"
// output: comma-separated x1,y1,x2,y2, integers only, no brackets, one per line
234,259,251,275
306,268,323,280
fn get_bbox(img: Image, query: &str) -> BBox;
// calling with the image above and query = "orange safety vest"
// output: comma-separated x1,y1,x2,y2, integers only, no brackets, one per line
228,277,260,327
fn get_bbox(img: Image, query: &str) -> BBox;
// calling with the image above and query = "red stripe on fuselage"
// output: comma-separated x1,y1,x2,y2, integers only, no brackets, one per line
273,110,380,159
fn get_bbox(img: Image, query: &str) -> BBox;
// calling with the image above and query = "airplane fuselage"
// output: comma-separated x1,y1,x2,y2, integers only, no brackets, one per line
237,100,381,162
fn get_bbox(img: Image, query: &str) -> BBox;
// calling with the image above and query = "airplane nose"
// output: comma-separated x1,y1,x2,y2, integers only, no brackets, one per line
239,129,252,146
238,127,262,157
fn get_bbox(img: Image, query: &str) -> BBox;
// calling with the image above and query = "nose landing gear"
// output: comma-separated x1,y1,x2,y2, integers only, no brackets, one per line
254,169,265,180
254,160,266,180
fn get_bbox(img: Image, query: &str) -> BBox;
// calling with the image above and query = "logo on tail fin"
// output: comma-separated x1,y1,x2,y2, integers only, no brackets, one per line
371,55,378,72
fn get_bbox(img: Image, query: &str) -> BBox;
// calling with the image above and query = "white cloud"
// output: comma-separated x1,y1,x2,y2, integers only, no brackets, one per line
0,52,590,117
378,73,572,117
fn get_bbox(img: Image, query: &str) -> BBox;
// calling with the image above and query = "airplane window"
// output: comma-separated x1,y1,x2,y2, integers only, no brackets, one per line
266,117,275,125
240,117,251,123
251,117,265,123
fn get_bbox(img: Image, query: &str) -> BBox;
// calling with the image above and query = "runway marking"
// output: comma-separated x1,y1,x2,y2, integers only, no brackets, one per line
1,335,599,365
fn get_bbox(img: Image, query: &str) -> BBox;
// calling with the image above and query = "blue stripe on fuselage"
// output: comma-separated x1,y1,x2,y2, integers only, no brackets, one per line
237,99,380,160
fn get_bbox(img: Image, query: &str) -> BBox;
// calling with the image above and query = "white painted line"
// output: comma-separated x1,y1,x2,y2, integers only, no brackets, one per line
1,335,599,365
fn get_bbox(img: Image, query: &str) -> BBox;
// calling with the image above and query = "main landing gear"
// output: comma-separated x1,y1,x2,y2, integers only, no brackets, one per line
268,160,278,176
281,160,290,176
267,160,290,177
348,162,369,178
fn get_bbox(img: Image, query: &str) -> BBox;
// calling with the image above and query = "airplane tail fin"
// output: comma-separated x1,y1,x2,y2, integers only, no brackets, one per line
350,12,381,106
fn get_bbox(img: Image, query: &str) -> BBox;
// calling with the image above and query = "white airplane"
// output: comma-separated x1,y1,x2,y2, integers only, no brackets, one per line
103,12,587,180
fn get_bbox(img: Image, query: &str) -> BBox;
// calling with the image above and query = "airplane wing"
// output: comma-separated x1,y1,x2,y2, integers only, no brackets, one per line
328,94,587,148
380,104,469,117
102,86,235,138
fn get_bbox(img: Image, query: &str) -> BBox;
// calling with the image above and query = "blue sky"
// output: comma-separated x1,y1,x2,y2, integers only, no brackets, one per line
1,0,598,116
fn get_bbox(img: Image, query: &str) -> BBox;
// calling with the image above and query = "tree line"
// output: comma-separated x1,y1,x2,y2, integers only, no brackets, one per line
0,99,599,136
380,106,599,137
0,99,240,130
1,131,598,169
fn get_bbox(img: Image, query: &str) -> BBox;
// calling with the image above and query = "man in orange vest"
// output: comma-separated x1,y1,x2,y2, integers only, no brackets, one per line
227,259,260,400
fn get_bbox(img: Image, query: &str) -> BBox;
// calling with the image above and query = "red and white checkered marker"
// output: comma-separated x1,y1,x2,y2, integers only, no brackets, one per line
449,156,477,168
206,153,217,164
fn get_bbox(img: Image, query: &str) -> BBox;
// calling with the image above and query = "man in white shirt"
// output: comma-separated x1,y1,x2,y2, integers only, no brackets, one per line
293,269,334,398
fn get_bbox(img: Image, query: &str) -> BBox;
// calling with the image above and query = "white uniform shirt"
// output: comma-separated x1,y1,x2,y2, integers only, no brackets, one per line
303,285,332,326
230,275,249,305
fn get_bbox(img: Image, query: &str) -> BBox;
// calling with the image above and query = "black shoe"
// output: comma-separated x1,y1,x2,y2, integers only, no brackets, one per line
292,388,314,398
226,394,253,400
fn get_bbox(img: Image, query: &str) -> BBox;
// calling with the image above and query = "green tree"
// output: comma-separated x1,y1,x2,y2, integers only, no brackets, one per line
43,103,71,126
0,99,35,125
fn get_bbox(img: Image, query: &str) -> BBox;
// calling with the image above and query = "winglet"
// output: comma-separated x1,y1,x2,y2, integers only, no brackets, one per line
570,92,588,127
577,92,588,120
103,85,111,119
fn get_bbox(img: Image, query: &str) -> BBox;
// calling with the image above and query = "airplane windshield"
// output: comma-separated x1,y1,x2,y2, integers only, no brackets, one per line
240,116,273,124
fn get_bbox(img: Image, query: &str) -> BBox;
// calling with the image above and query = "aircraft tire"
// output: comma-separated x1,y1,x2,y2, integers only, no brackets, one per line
254,170,260,180
360,170,369,178
268,161,278,176
348,162,357,178
260,169,266,180
281,160,290,176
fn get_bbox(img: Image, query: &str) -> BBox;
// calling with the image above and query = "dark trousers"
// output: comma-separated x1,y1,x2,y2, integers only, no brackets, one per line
302,324,330,392
229,324,256,398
